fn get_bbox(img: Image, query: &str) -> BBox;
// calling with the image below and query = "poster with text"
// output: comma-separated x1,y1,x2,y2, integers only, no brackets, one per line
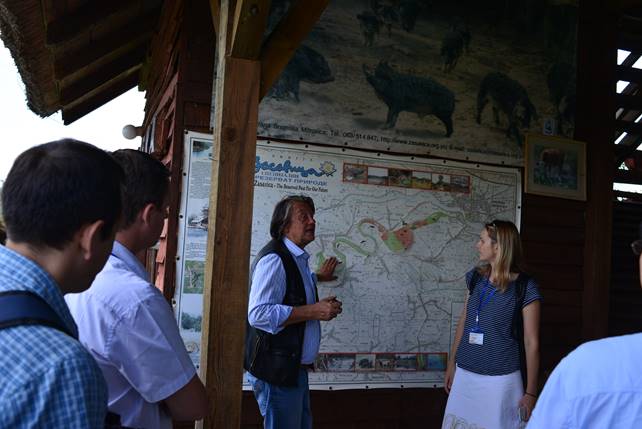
175,132,522,389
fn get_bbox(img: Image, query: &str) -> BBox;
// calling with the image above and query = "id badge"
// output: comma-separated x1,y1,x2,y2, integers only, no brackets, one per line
469,331,484,345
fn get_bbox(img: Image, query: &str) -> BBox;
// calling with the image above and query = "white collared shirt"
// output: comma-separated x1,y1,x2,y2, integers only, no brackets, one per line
66,241,196,429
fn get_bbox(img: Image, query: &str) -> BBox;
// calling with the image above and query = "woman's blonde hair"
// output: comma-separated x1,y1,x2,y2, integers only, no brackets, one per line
478,219,524,291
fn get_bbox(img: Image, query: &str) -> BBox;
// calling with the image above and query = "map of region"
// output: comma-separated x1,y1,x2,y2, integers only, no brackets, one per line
175,134,521,389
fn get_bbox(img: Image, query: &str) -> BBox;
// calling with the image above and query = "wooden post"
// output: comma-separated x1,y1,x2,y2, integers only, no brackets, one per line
198,2,260,428
578,0,617,340
199,56,260,428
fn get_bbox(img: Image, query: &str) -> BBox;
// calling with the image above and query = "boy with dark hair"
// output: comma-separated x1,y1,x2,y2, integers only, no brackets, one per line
0,139,124,428
66,149,208,429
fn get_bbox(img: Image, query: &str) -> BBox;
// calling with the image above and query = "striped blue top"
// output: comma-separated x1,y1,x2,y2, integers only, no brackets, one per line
248,237,321,365
455,268,542,376
0,245,107,428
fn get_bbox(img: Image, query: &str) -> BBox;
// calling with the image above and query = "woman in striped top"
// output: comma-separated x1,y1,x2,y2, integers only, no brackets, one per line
442,220,542,429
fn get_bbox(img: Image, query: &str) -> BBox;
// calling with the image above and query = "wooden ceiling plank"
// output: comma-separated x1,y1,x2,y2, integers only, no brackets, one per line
60,45,146,105
46,0,134,45
258,0,330,100
617,65,642,82
54,10,160,79
62,71,139,124
615,119,642,134
616,93,642,110
230,0,271,60
616,138,642,165
615,167,642,184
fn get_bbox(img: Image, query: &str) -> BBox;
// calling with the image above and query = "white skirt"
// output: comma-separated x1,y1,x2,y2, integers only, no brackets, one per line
442,365,524,429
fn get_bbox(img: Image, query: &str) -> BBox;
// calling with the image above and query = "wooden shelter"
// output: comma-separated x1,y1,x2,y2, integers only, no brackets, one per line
1,0,642,427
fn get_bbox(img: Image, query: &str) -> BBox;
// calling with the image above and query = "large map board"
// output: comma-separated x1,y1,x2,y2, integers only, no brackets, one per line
175,131,521,389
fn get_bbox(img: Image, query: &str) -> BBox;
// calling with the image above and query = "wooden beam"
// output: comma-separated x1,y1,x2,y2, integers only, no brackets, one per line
199,1,259,426
61,70,139,124
230,0,271,59
53,10,159,79
46,0,133,45
259,0,330,99
618,33,642,53
210,0,220,37
577,0,617,341
60,45,147,105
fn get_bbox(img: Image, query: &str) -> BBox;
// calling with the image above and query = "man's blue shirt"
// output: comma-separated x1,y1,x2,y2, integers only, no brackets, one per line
0,245,107,428
248,237,321,364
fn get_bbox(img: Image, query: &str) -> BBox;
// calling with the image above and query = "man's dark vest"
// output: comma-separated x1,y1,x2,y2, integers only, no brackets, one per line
244,239,309,387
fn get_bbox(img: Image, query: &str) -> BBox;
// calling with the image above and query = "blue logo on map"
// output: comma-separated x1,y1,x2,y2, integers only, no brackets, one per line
255,156,336,177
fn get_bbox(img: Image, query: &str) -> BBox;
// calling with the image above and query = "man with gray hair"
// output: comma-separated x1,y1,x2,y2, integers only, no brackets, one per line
244,195,342,429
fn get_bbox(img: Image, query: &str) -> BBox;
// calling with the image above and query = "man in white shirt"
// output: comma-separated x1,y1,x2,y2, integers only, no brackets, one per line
528,227,642,428
67,149,207,429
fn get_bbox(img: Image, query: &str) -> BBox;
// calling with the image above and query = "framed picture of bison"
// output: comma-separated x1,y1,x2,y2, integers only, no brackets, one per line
524,134,586,201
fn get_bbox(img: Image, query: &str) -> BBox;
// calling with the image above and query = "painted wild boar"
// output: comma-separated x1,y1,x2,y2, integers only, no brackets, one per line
363,61,455,136
440,28,471,73
269,45,334,102
476,72,537,145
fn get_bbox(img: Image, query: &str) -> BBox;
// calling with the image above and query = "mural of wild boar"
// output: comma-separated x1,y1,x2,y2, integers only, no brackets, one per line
363,61,455,136
357,11,381,47
547,62,576,136
476,71,537,146
269,45,335,102
398,0,420,32
440,25,471,73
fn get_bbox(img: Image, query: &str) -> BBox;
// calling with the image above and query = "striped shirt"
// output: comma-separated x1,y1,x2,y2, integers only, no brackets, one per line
248,237,321,365
456,268,542,376
0,245,107,428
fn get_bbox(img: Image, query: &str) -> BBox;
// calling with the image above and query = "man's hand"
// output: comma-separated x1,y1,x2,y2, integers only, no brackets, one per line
316,257,341,282
314,295,343,321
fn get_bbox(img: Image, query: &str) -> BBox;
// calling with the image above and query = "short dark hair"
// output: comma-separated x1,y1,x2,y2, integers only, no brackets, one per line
2,139,124,249
270,195,315,240
112,149,170,229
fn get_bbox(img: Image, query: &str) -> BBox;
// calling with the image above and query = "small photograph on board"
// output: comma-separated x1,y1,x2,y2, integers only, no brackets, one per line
343,163,368,183
367,166,389,185
355,353,376,371
183,260,205,294
394,353,418,371
525,134,586,201
388,169,413,187
411,170,433,190
375,353,396,371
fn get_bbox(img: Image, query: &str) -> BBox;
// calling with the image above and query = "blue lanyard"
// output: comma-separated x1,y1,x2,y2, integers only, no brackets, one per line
475,277,497,327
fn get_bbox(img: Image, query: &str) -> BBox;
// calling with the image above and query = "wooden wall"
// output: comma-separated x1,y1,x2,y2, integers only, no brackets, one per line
138,0,620,427
609,201,642,336
143,0,215,300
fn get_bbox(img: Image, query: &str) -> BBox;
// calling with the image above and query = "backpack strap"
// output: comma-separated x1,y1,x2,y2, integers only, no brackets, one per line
0,290,72,337
511,273,530,388
467,269,481,295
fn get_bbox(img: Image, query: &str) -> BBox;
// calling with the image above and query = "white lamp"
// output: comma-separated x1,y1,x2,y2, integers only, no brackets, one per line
122,124,142,140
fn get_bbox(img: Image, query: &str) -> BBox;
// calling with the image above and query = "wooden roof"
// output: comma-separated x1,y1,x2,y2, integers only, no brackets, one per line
1,0,642,127
0,0,161,124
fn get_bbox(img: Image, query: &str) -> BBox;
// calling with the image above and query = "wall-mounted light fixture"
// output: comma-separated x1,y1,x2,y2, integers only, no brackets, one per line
122,124,143,140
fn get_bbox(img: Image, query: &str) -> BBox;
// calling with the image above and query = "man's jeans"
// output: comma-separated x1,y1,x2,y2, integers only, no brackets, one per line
247,369,312,429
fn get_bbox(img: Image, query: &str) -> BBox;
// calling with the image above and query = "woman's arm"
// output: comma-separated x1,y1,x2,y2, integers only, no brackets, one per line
444,294,468,394
518,299,541,420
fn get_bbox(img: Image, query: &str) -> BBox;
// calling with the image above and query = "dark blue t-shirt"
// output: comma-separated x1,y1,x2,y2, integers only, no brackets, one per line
455,268,542,376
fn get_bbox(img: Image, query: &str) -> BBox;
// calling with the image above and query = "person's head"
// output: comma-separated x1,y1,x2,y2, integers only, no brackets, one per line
2,139,124,291
477,219,524,290
270,195,316,248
